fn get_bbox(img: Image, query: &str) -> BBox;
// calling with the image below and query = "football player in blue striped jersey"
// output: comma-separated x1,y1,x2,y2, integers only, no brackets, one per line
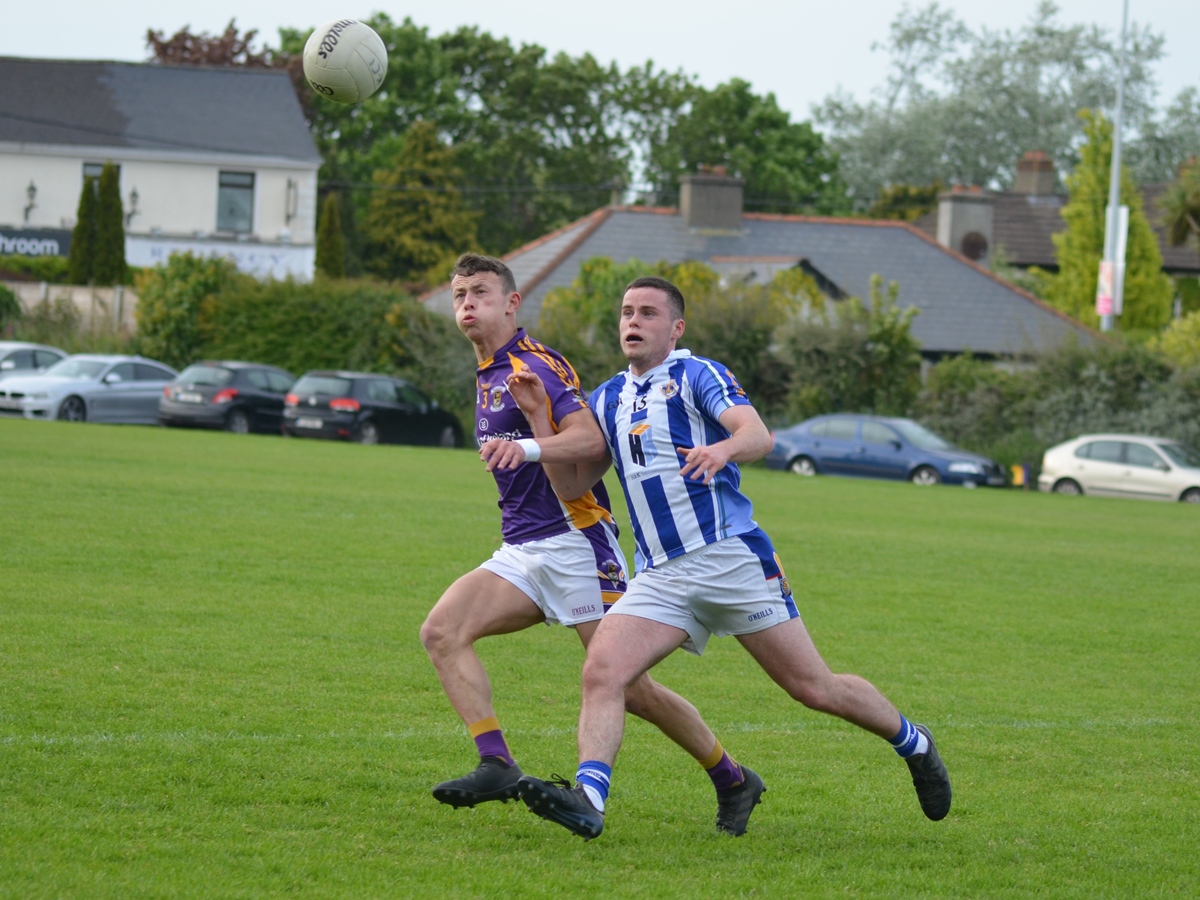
488,276,951,839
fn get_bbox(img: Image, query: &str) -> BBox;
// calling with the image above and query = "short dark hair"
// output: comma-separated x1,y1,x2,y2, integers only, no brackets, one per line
452,253,517,296
624,275,685,320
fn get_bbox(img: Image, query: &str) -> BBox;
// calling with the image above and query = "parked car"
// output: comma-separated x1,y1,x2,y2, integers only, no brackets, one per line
282,371,462,447
0,341,67,381
765,414,1006,487
0,354,177,424
159,361,295,434
1038,434,1200,503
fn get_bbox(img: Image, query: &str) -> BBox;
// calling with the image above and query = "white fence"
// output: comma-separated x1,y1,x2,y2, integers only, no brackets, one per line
3,280,139,332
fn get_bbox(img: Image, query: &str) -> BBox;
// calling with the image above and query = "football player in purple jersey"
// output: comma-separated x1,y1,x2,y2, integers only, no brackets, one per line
420,256,760,835
485,276,951,840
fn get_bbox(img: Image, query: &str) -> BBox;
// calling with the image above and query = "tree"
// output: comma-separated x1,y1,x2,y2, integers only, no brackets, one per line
135,253,243,369
0,283,21,336
146,20,280,67
815,2,1167,205
1045,110,1173,331
1161,159,1200,255
67,176,97,284
315,192,347,278
1125,88,1200,184
867,182,943,221
646,78,846,214
360,121,479,287
1153,311,1200,369
94,162,127,285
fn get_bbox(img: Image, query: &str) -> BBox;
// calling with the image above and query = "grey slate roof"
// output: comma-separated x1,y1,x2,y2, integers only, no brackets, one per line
422,206,1096,357
914,187,1200,276
0,57,319,163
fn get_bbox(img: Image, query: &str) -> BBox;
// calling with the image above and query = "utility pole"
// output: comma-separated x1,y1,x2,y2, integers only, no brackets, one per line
1098,0,1130,332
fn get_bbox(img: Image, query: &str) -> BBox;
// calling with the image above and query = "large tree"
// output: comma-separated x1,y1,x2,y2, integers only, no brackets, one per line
815,2,1169,205
94,162,127,286
360,121,480,287
315,192,347,279
645,78,846,214
1046,110,1173,331
1161,158,1200,255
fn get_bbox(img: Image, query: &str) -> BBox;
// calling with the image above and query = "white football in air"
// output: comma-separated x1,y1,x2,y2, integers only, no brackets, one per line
303,19,388,104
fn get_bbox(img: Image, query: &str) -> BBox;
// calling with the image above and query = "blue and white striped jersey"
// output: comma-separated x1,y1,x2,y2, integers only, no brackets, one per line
590,349,758,572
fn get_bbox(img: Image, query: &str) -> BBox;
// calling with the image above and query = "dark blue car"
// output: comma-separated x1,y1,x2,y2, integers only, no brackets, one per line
765,414,1006,487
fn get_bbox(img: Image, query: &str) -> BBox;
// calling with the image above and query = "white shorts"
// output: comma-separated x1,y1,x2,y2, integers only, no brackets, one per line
480,523,628,627
608,528,799,655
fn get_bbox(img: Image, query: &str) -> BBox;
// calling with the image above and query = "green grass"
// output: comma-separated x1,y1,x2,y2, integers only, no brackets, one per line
2,418,1198,898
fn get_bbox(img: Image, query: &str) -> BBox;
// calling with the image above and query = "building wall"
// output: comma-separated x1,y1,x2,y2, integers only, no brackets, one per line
0,145,318,277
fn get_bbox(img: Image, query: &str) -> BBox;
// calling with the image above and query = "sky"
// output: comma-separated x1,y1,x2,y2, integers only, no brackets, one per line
6,0,1198,123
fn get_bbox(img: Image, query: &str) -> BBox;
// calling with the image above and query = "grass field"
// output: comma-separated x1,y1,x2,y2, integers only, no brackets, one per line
2,418,1198,898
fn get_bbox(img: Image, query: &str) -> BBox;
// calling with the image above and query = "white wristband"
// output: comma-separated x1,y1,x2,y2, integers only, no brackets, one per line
516,438,542,462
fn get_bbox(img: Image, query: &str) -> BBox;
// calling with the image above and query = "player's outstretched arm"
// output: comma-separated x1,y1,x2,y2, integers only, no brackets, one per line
676,404,774,485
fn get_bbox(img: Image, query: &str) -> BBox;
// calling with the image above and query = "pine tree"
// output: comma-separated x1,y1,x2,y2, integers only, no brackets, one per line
1047,110,1173,331
315,192,347,278
361,121,479,286
93,162,127,285
67,177,97,285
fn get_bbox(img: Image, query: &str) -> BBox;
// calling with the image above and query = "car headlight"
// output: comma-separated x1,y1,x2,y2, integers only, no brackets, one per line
948,461,982,474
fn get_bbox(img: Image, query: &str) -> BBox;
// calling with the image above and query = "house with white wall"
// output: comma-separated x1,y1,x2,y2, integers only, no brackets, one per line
0,57,321,280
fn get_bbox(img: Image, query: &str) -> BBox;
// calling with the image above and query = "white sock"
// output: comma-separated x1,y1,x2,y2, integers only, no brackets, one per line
914,731,929,756
580,784,605,812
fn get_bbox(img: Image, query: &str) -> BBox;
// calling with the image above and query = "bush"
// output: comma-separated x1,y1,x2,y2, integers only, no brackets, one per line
0,283,20,335
0,254,71,283
135,253,245,369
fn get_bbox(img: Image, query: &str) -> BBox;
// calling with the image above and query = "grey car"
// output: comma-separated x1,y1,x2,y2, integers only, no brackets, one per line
0,341,67,381
0,354,178,424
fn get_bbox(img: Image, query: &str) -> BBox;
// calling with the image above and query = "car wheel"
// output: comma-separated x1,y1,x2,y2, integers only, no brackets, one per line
226,408,251,434
1180,487,1200,503
437,425,458,448
58,396,87,422
356,420,380,445
910,465,941,486
1052,478,1083,496
789,455,817,476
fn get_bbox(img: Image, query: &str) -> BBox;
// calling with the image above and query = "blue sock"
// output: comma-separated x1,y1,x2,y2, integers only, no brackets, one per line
889,714,922,758
576,760,612,811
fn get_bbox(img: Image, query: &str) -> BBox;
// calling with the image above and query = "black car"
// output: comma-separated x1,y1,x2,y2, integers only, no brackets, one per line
159,361,296,434
282,371,463,447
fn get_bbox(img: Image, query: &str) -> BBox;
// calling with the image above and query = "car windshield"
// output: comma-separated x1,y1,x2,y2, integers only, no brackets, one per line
43,358,106,379
1159,442,1200,468
176,365,233,387
890,420,954,451
293,375,352,396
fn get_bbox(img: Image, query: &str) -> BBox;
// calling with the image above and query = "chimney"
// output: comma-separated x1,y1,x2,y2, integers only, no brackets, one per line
936,185,995,264
679,166,745,231
1013,151,1057,195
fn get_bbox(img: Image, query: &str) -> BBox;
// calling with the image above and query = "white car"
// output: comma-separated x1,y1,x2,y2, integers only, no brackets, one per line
1039,434,1200,503
0,354,177,424
0,341,67,381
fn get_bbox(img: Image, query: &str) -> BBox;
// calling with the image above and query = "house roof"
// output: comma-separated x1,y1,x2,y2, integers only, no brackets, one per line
914,187,1200,275
422,206,1096,357
0,57,319,163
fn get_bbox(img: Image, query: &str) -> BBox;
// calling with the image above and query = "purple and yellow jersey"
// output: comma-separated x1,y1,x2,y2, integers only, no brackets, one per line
476,328,615,544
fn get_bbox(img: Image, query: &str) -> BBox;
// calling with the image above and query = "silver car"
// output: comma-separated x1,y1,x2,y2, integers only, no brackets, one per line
0,354,178,424
0,341,67,381
1039,433,1200,503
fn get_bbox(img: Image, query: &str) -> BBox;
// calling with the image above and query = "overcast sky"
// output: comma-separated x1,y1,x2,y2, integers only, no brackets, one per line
6,0,1198,122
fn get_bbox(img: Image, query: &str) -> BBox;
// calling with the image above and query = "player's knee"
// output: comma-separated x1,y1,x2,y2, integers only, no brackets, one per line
419,608,456,658
581,651,631,697
621,676,658,719
785,679,835,713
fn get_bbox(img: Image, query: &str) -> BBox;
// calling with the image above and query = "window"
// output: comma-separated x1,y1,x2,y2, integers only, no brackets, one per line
177,365,233,387
1083,441,1123,464
83,162,119,191
862,422,899,445
244,370,272,390
817,418,857,440
1,350,34,371
266,372,294,393
368,380,399,403
33,350,64,369
106,363,137,383
1160,443,1200,468
1124,443,1164,469
396,381,428,409
217,171,255,233
134,363,175,382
